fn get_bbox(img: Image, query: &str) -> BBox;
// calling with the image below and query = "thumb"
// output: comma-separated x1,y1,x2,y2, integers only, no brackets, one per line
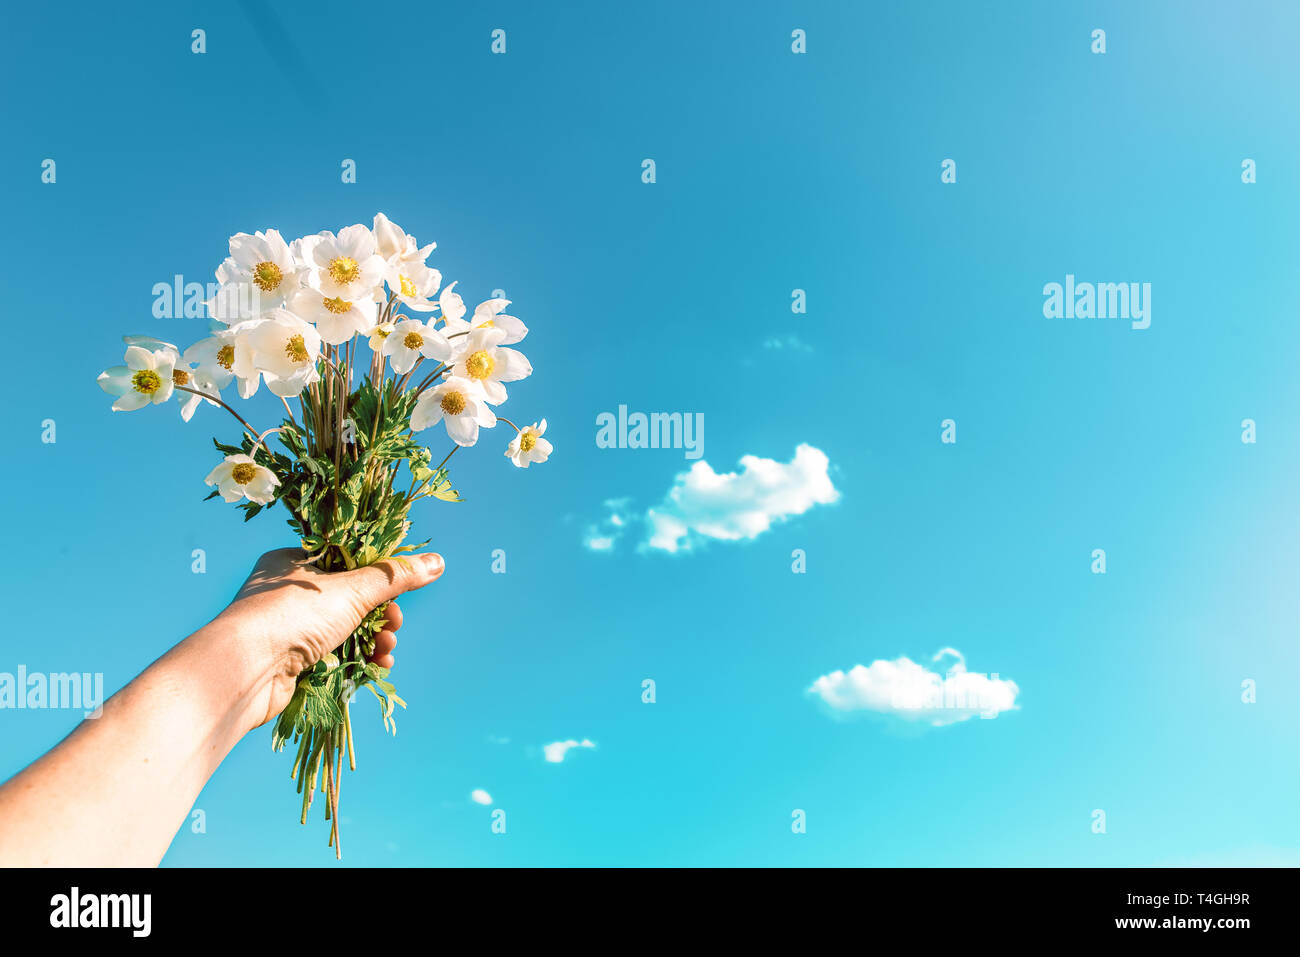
344,553,445,609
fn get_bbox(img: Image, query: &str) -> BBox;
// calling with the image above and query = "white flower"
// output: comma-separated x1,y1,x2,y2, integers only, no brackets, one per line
207,229,303,320
97,344,177,412
385,259,442,312
505,420,552,468
382,318,451,375
183,331,237,392
231,309,322,398
310,224,386,302
410,376,496,447
121,335,208,418
170,358,210,421
447,326,532,405
120,336,218,420
288,286,378,345
212,323,267,399
366,321,395,352
205,454,279,504
441,297,528,345
373,212,434,266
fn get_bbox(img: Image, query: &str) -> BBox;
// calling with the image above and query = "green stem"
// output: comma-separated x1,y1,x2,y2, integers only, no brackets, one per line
344,700,356,771
175,386,260,440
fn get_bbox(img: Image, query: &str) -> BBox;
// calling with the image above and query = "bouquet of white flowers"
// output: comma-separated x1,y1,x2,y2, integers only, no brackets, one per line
97,214,551,857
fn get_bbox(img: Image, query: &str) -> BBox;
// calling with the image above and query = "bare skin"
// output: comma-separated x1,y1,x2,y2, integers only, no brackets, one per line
0,548,444,867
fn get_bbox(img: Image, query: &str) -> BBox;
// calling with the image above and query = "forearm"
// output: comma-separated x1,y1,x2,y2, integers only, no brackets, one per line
0,623,276,867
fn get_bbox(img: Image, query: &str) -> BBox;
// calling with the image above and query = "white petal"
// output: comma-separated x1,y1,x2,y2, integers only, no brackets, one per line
473,298,509,320
445,412,479,447
179,391,201,422
218,478,244,502
112,391,150,412
124,346,155,371
123,335,178,354
98,367,132,395
337,223,377,259
439,282,466,323
419,328,453,362
409,394,444,431
246,476,277,503
488,314,528,344
389,347,417,375
494,347,532,382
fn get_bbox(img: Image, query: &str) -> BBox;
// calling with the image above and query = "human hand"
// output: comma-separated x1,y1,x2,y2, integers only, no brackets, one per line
0,546,445,866
211,548,445,731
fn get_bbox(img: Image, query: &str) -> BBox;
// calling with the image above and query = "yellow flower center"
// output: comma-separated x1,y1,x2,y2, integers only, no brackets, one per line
230,463,257,485
173,369,190,386
327,256,360,285
519,430,537,452
440,390,467,416
131,369,162,394
373,326,391,339
217,344,234,370
322,295,351,314
285,334,309,363
252,261,283,291
465,349,494,380
403,331,424,350
399,275,417,298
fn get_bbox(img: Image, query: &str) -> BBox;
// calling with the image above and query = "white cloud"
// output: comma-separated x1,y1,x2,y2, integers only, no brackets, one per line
470,788,493,805
584,497,633,552
584,445,838,554
543,738,596,763
808,649,1019,726
762,334,813,353
644,444,838,553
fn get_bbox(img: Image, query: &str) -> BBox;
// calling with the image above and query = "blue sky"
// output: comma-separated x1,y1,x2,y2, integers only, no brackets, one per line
2,0,1299,866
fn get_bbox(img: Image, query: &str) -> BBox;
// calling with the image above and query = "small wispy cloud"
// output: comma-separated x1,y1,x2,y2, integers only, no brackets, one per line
808,649,1019,726
543,738,596,763
470,789,493,805
584,497,633,552
762,334,813,353
584,444,839,554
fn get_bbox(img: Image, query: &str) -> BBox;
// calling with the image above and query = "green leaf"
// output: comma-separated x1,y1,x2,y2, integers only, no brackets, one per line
429,476,462,502
303,687,343,727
